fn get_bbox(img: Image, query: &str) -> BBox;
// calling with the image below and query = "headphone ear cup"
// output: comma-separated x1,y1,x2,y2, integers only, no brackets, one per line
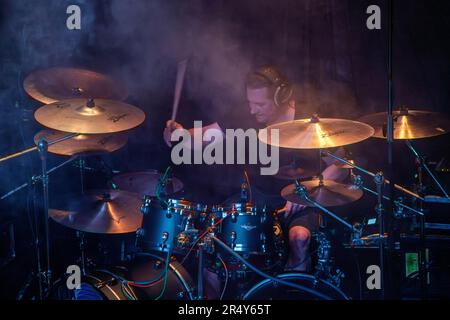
274,83,293,107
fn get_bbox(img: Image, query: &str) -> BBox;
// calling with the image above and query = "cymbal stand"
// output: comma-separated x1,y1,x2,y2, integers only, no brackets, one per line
37,139,51,289
293,180,357,233
321,150,423,201
374,172,385,299
0,133,79,164
405,140,449,199
403,140,445,299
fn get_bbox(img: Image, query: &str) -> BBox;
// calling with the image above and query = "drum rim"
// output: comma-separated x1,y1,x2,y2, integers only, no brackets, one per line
242,273,350,300
133,252,195,300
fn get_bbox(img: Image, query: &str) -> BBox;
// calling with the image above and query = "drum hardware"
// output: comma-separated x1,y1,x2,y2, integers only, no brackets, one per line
114,170,184,198
33,130,129,157
281,177,364,207
406,140,450,199
1,156,79,201
0,132,80,164
210,235,332,300
291,181,357,233
76,231,87,276
321,149,424,201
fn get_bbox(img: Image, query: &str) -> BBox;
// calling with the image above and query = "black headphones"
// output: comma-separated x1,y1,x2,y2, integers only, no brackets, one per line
253,66,293,107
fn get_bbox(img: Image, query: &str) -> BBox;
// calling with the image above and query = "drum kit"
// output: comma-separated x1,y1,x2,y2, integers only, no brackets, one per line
1,67,450,300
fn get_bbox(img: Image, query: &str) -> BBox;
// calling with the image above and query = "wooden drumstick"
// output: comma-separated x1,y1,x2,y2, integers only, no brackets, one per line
171,59,188,121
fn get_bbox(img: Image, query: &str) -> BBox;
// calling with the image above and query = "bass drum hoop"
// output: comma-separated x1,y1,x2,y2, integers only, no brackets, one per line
242,273,349,300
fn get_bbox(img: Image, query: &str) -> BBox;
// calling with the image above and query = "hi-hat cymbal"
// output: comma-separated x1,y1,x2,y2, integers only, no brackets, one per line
34,130,128,156
34,98,146,134
281,178,363,207
49,190,143,234
259,116,374,149
24,67,128,104
358,109,450,140
112,170,184,196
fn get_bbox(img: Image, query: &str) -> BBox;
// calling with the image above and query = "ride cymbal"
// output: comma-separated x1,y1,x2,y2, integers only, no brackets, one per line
358,108,450,140
281,178,363,207
34,130,128,156
112,170,184,196
259,116,374,149
24,67,128,104
34,98,146,134
49,190,143,234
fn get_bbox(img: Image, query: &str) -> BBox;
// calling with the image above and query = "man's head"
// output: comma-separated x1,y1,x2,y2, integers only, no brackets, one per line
245,66,293,124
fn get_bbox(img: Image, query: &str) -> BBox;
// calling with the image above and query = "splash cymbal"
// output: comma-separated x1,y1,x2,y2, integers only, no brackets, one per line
49,190,143,234
281,178,363,207
112,170,184,196
24,67,128,104
34,98,146,134
358,109,450,140
34,130,128,156
259,116,374,149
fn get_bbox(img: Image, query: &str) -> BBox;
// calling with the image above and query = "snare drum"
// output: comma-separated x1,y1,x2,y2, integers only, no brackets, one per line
139,197,208,252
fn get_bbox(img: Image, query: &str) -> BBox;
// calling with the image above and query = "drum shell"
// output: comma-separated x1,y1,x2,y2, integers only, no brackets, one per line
140,198,205,252
216,205,274,255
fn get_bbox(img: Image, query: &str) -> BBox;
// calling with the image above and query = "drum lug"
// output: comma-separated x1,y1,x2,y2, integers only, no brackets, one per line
136,228,145,237
230,231,237,250
140,196,152,215
159,231,170,250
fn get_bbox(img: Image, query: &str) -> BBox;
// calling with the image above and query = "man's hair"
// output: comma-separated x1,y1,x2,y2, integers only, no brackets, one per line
246,65,287,90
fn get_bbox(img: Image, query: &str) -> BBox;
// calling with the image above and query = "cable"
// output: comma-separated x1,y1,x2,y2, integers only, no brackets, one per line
155,250,171,300
180,209,234,265
244,170,253,203
217,255,228,301
127,252,171,288
212,236,332,300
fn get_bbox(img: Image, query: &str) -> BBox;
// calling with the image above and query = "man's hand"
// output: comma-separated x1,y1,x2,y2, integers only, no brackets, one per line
163,120,183,147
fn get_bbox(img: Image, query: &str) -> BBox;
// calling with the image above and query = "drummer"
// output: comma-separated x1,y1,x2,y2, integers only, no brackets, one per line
164,65,349,274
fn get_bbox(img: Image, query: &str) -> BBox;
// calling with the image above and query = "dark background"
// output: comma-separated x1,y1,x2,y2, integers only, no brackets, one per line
0,0,449,299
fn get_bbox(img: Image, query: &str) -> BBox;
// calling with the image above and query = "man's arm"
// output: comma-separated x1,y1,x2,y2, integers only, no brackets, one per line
163,120,223,149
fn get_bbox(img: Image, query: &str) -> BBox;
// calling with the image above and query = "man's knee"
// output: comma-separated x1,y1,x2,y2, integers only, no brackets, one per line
289,226,311,245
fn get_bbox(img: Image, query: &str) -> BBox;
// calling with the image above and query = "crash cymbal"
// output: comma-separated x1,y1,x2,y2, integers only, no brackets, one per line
358,108,450,140
34,98,146,134
259,116,374,149
281,178,363,207
112,170,183,196
34,130,128,156
49,190,143,234
24,67,128,104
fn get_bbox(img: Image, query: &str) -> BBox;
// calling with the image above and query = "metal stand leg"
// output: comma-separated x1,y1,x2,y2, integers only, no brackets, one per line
374,172,385,299
197,247,204,300
37,138,51,289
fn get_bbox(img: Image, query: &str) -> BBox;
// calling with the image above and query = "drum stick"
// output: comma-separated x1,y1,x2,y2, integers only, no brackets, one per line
171,59,188,121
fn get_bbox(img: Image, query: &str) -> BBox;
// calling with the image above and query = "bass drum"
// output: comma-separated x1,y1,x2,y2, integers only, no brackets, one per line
49,254,194,300
129,253,195,300
242,273,349,300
